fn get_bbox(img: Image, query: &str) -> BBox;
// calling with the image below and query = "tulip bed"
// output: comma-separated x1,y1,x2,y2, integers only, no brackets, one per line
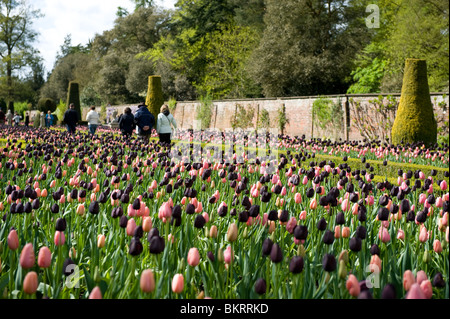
0,126,449,300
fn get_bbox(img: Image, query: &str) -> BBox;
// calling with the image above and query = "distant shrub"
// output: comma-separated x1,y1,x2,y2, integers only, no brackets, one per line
37,98,56,113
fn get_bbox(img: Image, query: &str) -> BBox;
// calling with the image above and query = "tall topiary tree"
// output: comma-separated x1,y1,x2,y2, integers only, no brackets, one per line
145,75,164,126
391,59,437,146
66,81,81,116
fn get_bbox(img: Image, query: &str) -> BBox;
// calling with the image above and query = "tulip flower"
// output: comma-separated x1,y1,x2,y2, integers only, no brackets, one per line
7,229,19,251
378,227,391,243
97,235,106,248
126,218,137,237
403,270,415,291
23,271,38,295
142,217,153,232
140,269,155,293
172,274,184,294
433,239,442,253
224,246,234,264
187,248,200,267
89,286,103,299
227,223,238,242
54,231,65,246
406,283,426,299
19,243,35,269
38,246,52,268
346,274,360,297
76,204,85,216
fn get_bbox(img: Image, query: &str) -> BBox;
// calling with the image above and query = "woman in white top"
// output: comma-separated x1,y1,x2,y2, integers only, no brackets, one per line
156,104,177,145
86,106,101,136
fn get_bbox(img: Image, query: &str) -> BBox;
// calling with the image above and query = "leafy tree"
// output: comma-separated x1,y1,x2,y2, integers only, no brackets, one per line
249,0,369,97
0,0,42,111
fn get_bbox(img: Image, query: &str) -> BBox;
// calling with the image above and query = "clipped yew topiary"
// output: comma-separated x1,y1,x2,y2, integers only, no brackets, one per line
391,59,437,146
145,75,164,126
37,98,56,113
66,81,81,116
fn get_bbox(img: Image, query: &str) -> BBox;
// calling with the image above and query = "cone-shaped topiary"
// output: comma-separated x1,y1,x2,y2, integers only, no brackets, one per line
391,59,437,146
66,81,81,117
145,76,164,127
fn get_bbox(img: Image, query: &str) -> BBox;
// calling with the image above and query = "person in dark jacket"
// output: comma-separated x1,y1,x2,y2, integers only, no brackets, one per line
24,112,30,127
119,107,135,138
134,103,155,140
63,103,80,134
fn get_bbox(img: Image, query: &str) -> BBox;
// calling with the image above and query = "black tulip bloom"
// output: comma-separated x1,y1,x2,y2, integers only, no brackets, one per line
254,278,267,295
260,192,272,203
172,205,182,219
355,225,367,240
416,211,427,223
171,216,182,227
89,201,100,215
147,228,160,242
270,243,283,263
406,211,416,222
377,207,389,221
134,226,144,239
238,211,249,223
149,236,165,254
129,237,143,256
432,273,445,288
194,215,206,228
289,256,304,274
248,205,260,218
279,210,289,223
306,188,315,198
70,189,78,200
31,198,40,210
294,225,308,240
322,254,337,272
186,203,195,215
322,230,335,245
55,218,67,232
51,203,60,214
132,198,141,210
381,284,397,299
378,195,389,206
207,251,215,262
370,244,380,256
119,215,128,228
262,238,274,256
335,212,345,225
62,258,76,276
317,218,327,231
241,196,251,210
218,205,228,218
358,290,373,299
268,210,278,221
120,193,130,204
349,237,362,252
24,202,32,214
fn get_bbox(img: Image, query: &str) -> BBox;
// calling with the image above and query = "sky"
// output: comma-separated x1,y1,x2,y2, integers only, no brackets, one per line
32,0,177,75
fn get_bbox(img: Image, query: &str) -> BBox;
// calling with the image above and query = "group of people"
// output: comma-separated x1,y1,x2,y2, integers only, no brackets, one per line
82,102,177,144
0,109,30,127
118,102,177,144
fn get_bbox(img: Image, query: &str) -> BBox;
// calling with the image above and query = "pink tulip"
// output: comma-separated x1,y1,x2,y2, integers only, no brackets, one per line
433,239,442,253
54,231,66,246
172,274,184,294
127,204,137,217
341,199,349,212
419,171,425,180
140,269,155,293
397,229,405,241
97,235,106,248
419,227,428,243
378,227,390,243
415,270,427,286
366,195,374,206
403,270,415,291
224,246,234,264
346,274,360,297
89,286,103,299
294,193,302,204
38,246,52,268
435,197,443,208
76,204,85,216
369,255,382,273
286,217,297,234
420,280,433,299
143,217,153,232
187,248,200,267
20,243,35,269
280,187,287,197
309,198,317,210
158,202,172,220
440,180,448,191
299,210,307,221
406,283,426,299
23,271,38,295
342,227,350,238
126,218,137,236
302,176,308,185
7,229,19,251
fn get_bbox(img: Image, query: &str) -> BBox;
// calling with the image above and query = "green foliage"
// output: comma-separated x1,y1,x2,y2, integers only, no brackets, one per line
66,81,81,116
257,108,270,131
312,97,345,140
168,97,177,113
347,52,387,94
145,75,164,121
37,98,56,113
391,59,437,145
100,104,107,124
81,85,102,108
55,99,67,125
196,94,213,130
231,104,255,130
276,104,289,135
14,101,31,118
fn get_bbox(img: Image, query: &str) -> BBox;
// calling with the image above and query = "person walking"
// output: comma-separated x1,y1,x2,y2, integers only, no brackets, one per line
118,107,135,138
6,109,13,126
63,103,80,134
156,104,177,145
0,109,5,125
24,112,30,127
86,106,101,136
13,112,21,126
134,102,155,142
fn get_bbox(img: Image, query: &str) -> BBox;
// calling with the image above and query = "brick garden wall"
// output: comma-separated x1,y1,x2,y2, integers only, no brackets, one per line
91,93,448,142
